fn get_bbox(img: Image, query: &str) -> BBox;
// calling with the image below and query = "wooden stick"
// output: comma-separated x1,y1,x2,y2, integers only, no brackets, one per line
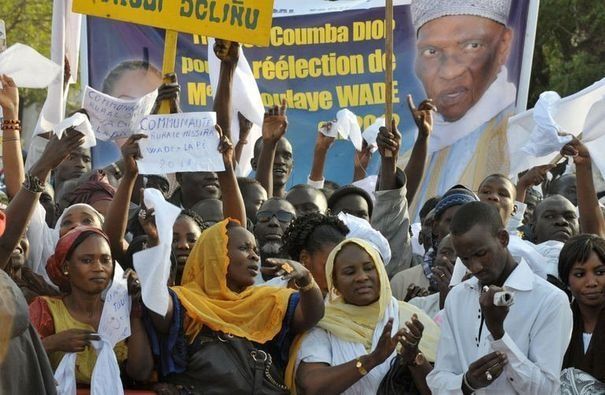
384,0,394,157
158,30,179,114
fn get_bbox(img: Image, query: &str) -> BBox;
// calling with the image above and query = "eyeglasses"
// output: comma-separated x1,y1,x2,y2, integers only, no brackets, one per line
256,210,295,224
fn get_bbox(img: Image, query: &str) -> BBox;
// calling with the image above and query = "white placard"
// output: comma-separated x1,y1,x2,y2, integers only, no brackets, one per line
97,263,131,346
136,112,225,175
82,85,157,141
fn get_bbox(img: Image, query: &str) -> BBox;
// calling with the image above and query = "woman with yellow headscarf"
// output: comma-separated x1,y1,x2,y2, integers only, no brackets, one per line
294,238,440,395
144,218,325,394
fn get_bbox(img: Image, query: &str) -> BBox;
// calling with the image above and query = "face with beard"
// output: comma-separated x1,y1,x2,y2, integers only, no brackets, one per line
253,198,296,261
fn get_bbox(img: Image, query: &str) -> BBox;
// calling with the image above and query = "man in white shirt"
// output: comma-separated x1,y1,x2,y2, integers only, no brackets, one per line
427,201,572,394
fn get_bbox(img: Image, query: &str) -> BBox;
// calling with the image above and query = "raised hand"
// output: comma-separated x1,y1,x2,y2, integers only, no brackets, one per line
121,134,146,177
354,141,373,175
46,329,101,353
238,112,253,143
0,74,19,118
216,124,234,168
262,258,313,287
398,313,424,366
561,136,591,166
480,285,509,340
408,95,437,138
262,99,288,143
465,351,508,390
138,188,159,246
315,123,336,151
151,73,181,114
403,284,429,302
213,39,240,64
369,319,406,365
518,164,555,189
376,119,401,158
124,268,142,300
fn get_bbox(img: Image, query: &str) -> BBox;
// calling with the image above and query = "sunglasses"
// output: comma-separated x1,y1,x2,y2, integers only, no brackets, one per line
256,210,295,223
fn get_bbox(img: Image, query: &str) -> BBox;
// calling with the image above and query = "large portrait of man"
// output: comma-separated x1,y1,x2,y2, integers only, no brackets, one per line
408,0,518,214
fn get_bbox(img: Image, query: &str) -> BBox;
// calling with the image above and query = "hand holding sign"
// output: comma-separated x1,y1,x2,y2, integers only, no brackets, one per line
213,40,240,65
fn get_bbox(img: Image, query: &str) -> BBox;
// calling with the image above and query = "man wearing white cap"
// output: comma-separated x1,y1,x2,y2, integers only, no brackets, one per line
407,0,517,217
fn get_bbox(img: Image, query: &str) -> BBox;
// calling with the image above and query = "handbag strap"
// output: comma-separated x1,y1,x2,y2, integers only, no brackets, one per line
251,350,268,392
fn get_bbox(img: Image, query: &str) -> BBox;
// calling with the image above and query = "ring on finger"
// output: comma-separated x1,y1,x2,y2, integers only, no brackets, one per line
281,263,294,274
485,371,493,381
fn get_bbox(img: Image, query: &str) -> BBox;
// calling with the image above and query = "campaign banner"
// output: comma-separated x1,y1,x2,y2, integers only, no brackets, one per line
86,0,534,188
74,0,275,46
136,112,225,175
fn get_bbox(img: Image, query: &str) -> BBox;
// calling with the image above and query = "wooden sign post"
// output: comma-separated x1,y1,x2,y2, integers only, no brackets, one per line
384,0,394,157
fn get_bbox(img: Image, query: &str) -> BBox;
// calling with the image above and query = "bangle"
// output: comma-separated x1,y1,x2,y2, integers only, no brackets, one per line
1,124,21,131
355,357,368,376
2,137,20,143
22,173,46,193
2,119,20,125
295,277,316,292
463,372,478,393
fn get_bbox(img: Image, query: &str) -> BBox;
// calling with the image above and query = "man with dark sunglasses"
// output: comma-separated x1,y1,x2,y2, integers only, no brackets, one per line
253,197,297,281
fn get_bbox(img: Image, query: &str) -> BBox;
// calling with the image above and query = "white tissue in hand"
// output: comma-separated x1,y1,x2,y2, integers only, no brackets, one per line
521,91,572,157
493,290,515,307
52,112,97,148
335,109,363,151
362,117,385,153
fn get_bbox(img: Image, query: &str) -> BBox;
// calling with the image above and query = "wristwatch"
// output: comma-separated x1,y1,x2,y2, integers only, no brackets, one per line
411,352,426,367
355,357,368,376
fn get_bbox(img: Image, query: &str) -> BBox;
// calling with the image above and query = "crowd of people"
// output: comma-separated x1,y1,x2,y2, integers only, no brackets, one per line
1,1,604,394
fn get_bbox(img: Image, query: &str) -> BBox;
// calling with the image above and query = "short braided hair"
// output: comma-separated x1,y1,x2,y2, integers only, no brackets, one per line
179,209,208,232
281,213,349,261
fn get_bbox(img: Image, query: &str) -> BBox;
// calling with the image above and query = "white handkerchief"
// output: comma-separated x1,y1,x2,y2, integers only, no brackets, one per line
362,117,385,153
335,109,363,151
52,112,97,148
54,352,77,395
522,91,572,157
0,43,62,88
133,189,181,316
338,211,391,265
90,339,124,395
318,121,338,138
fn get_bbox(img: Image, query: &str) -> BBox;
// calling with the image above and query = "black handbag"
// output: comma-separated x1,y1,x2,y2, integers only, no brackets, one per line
165,330,290,395
377,355,420,395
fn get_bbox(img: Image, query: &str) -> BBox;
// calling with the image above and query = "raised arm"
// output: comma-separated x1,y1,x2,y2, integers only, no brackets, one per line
561,138,605,236
0,75,24,198
235,112,252,165
217,125,246,224
309,127,335,187
376,119,401,191
516,165,554,204
255,100,288,197
212,39,238,147
404,96,436,206
353,141,373,182
0,132,84,269
103,134,146,261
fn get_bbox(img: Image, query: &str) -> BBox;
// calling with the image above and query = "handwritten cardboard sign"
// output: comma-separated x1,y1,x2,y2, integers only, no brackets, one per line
72,0,275,46
82,86,157,141
136,112,225,174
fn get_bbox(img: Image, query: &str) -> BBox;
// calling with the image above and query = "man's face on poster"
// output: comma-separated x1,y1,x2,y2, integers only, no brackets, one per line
415,15,513,122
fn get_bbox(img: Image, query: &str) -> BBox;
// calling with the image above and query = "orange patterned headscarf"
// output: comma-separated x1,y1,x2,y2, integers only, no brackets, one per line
46,226,111,293
172,219,295,343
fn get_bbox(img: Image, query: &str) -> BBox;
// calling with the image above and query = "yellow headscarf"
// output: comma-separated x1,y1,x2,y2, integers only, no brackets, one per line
318,238,392,351
172,219,295,343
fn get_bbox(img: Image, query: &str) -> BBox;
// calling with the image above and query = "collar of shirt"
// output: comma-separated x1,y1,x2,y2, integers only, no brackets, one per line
463,259,534,292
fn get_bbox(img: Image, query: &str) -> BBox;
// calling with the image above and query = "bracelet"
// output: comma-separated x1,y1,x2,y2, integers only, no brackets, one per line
2,119,20,125
2,137,20,143
1,123,21,131
463,372,478,393
295,277,317,292
355,357,368,376
22,173,46,193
